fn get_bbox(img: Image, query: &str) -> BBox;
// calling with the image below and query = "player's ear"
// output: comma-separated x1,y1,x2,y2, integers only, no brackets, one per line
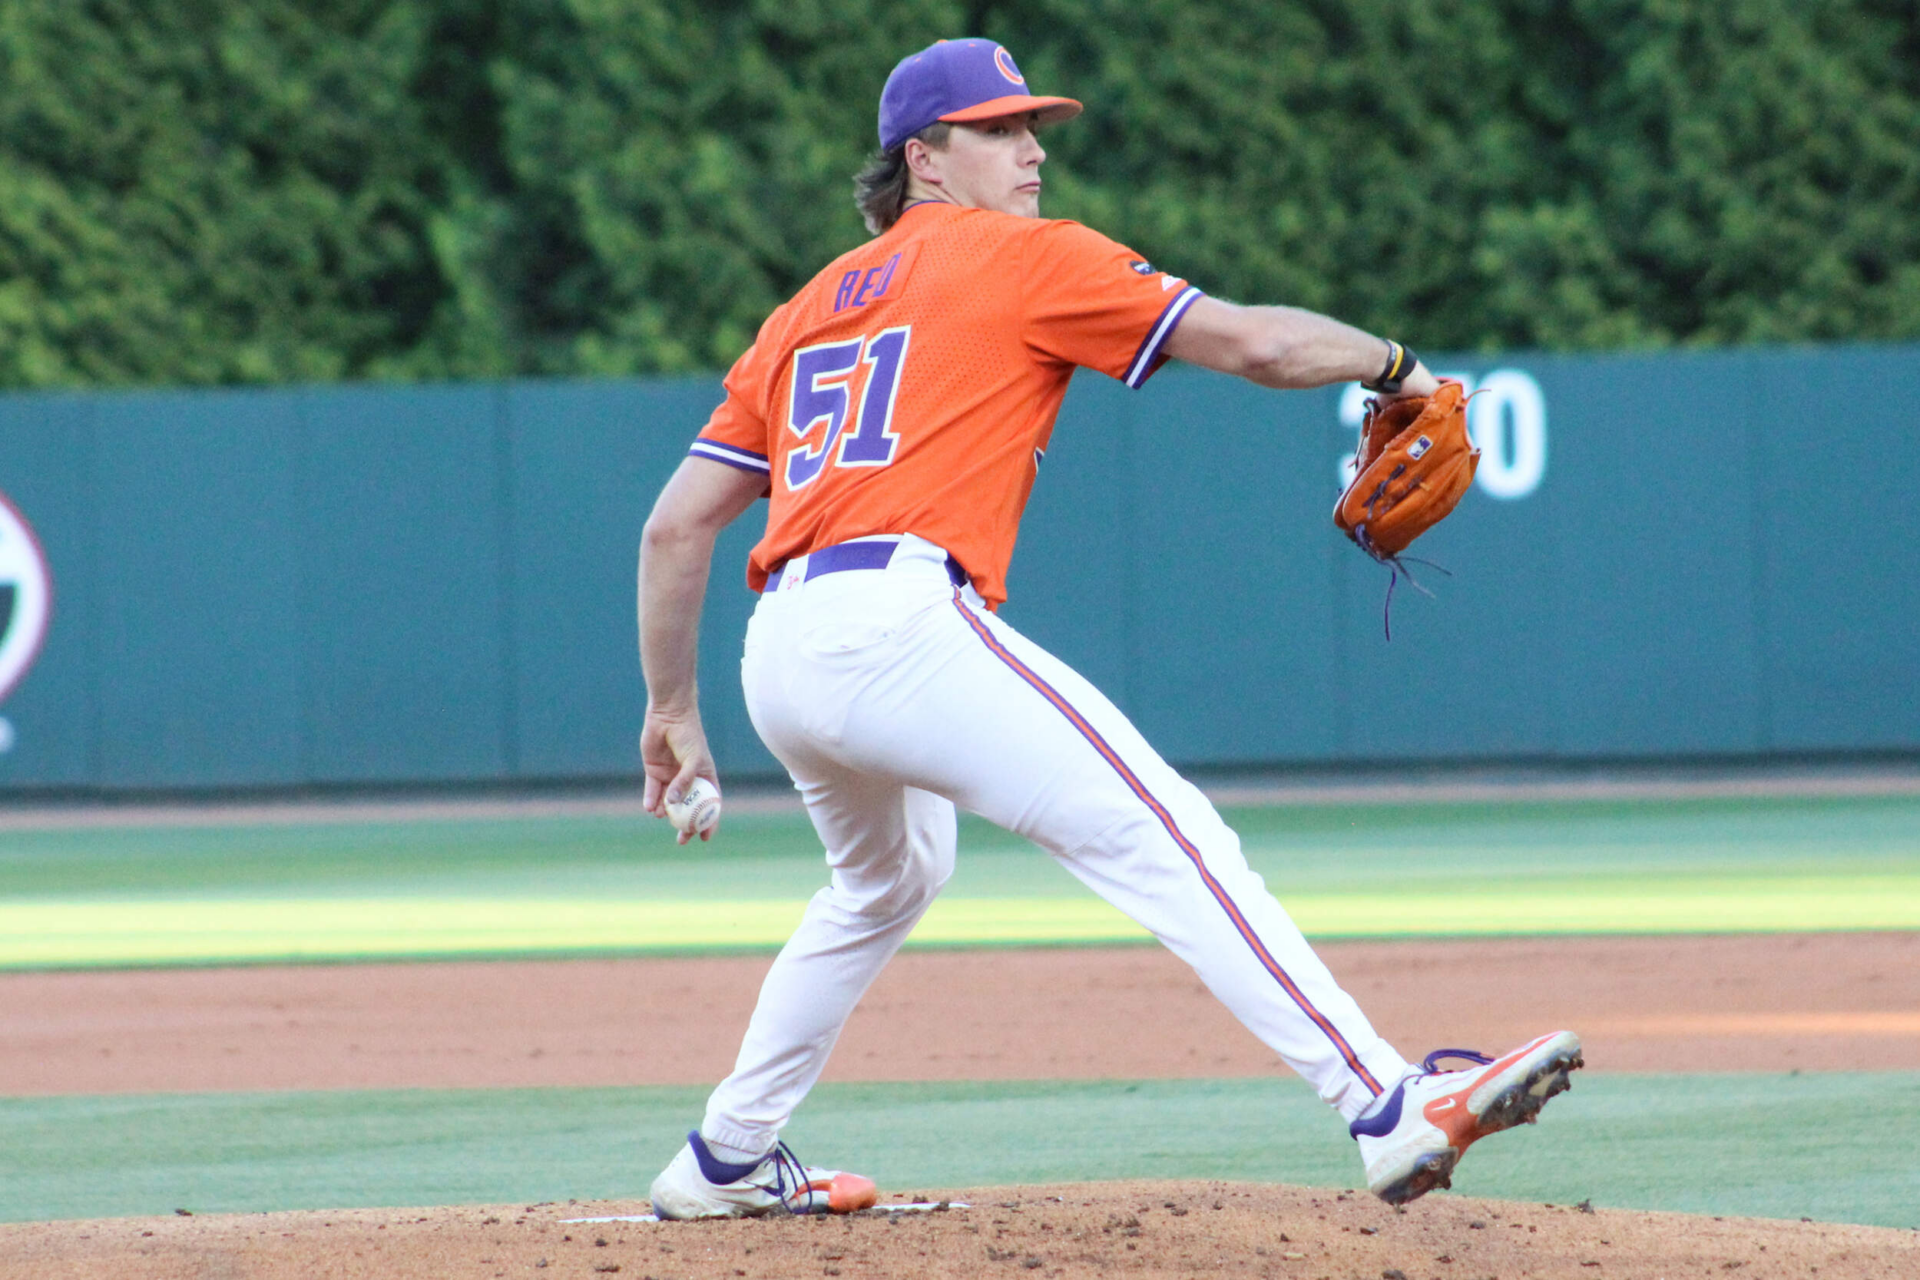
903,137,942,184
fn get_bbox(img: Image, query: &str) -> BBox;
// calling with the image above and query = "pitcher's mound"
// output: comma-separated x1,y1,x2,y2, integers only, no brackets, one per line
5,1180,1915,1279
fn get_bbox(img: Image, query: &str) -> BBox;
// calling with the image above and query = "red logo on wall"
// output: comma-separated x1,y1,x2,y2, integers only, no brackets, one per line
0,488,52,709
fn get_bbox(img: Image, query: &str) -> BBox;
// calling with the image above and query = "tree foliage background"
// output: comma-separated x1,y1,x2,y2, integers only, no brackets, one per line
1,0,1915,388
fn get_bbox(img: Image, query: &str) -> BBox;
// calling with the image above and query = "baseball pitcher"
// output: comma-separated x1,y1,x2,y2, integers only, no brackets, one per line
637,38,1580,1217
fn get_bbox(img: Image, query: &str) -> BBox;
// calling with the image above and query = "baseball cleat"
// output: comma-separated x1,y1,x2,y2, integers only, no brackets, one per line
1349,1030,1583,1206
649,1131,878,1219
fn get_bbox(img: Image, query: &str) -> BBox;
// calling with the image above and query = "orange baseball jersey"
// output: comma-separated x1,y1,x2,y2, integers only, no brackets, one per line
688,200,1204,607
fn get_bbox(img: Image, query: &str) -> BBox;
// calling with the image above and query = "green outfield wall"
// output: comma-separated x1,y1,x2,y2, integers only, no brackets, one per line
0,345,1915,791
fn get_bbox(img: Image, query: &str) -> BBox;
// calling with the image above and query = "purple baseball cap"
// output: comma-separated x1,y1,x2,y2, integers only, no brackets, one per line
878,39,1082,152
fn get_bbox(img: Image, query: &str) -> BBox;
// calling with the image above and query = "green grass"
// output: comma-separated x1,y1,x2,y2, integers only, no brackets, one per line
3,798,1917,1230
5,1073,1917,1228
7,794,1920,900
1,795,1917,966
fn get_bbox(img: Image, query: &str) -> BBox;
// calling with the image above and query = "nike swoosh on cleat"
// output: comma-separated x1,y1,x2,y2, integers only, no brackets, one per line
1347,1080,1409,1139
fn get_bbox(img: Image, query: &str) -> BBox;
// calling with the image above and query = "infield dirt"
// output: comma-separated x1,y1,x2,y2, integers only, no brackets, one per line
7,933,1919,1277
5,1181,1918,1280
5,932,1917,1094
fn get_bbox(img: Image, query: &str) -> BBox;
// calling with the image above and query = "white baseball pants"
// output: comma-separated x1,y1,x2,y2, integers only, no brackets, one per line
697,535,1409,1163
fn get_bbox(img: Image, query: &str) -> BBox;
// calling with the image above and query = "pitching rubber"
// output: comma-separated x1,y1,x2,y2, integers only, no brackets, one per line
811,1172,880,1214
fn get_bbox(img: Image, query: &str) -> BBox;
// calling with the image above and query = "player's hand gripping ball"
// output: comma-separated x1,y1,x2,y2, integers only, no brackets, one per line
665,777,722,840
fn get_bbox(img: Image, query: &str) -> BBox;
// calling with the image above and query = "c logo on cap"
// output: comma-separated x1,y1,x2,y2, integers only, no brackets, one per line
993,46,1025,86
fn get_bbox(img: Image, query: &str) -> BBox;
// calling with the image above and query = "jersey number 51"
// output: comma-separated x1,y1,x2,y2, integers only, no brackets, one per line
785,327,911,490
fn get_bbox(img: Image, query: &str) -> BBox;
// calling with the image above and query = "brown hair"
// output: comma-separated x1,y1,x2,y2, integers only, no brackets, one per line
853,121,951,235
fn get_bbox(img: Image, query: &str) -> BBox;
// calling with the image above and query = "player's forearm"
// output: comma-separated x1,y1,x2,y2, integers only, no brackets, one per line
1166,298,1436,395
1205,305,1404,390
636,457,765,714
1238,306,1398,389
637,517,716,715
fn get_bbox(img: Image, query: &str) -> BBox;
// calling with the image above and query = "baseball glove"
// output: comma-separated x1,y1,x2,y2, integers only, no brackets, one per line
1334,381,1480,637
1334,380,1479,563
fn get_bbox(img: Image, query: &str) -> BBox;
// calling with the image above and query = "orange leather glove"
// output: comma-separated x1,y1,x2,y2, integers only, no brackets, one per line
1334,381,1480,562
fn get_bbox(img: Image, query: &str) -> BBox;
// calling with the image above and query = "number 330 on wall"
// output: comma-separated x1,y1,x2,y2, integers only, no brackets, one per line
1339,369,1548,501
785,327,912,490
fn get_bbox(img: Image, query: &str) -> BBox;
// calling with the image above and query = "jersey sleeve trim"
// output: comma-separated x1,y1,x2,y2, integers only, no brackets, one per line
1123,285,1205,389
689,437,771,475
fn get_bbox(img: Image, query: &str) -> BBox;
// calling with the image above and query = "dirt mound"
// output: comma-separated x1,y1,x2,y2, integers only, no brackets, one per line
4,1181,1914,1280
9,934,1919,1097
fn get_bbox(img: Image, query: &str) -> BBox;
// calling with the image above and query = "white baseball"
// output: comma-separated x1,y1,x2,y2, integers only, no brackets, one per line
664,777,722,837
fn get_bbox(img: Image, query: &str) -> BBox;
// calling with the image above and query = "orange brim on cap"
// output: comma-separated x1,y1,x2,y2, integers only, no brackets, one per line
940,94,1083,127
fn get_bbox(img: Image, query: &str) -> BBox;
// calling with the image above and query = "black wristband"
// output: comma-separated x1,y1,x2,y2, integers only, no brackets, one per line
1361,340,1417,395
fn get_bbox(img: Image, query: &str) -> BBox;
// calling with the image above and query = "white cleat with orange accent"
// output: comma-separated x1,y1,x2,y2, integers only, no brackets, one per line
1350,1031,1584,1206
650,1132,878,1219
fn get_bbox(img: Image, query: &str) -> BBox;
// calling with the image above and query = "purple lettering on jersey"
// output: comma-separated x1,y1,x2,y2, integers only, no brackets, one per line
838,252,903,312
785,337,866,489
833,270,861,312
838,326,910,466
